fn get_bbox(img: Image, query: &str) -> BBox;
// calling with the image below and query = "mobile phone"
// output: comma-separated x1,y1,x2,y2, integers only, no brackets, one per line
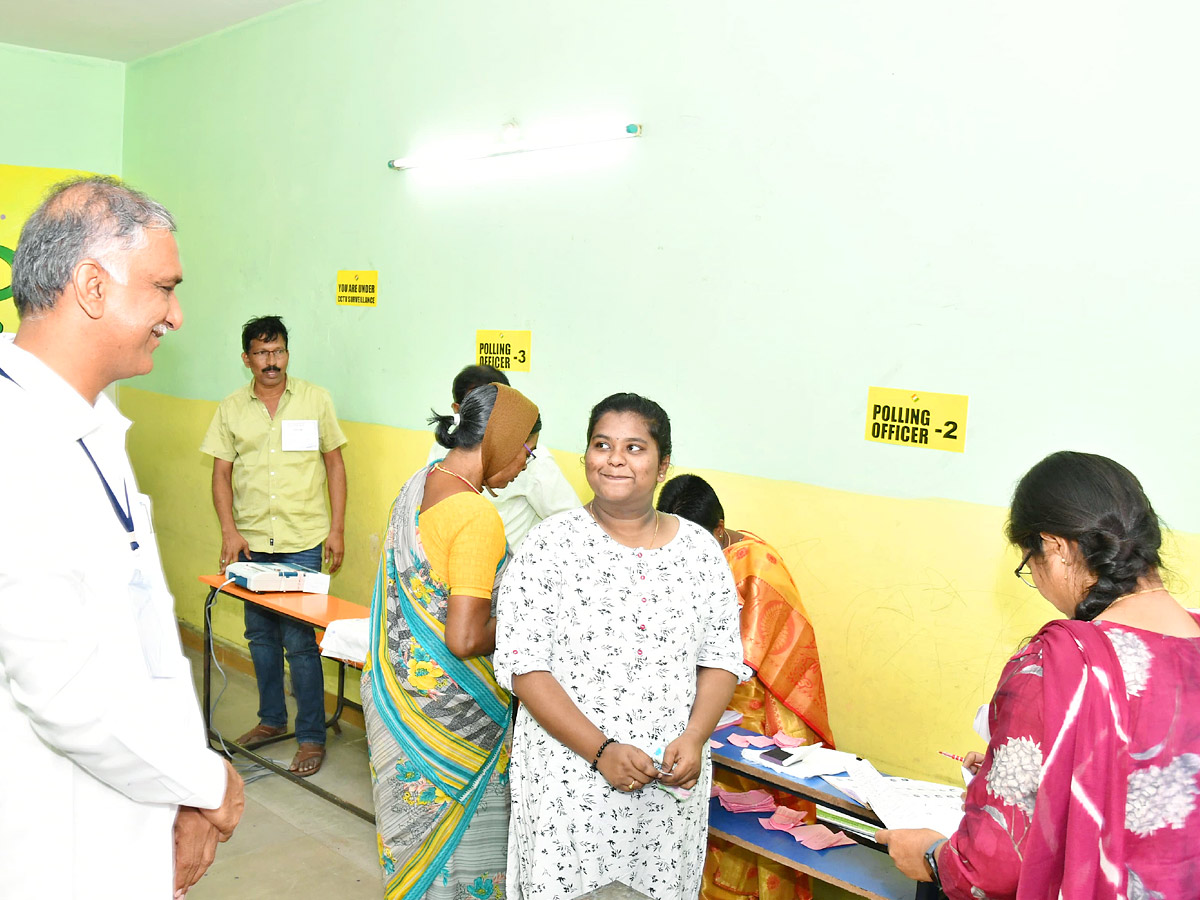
761,746,805,766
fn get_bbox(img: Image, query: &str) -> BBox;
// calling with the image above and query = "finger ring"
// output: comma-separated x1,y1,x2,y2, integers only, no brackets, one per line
628,781,636,790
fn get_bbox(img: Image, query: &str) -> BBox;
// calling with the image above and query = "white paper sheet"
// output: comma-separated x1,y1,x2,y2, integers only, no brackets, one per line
319,618,368,664
787,747,860,779
844,758,964,835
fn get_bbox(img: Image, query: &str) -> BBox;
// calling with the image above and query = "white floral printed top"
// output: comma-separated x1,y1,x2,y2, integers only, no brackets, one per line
494,509,743,900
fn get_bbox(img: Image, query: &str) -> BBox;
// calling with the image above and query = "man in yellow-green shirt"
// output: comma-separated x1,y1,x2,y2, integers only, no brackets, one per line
200,315,347,777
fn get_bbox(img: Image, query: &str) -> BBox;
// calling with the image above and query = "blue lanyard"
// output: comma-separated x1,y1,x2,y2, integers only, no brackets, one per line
0,363,139,551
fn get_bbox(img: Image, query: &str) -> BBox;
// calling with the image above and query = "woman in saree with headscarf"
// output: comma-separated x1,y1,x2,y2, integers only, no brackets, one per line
363,383,540,900
657,474,833,900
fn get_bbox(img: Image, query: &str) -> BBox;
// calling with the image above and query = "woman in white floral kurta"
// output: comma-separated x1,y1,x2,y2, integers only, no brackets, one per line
495,394,743,900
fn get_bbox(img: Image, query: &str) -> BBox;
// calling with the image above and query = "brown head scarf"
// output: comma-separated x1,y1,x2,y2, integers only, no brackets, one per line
479,383,540,493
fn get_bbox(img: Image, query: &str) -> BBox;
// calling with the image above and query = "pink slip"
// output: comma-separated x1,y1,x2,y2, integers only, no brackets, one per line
796,825,858,850
728,733,778,748
765,807,809,828
716,788,778,813
772,732,807,748
758,815,857,849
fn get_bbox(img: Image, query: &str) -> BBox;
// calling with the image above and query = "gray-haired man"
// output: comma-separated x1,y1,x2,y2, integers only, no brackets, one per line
0,177,243,898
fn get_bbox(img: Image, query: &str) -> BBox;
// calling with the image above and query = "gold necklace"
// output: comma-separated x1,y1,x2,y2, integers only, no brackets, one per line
1109,586,1167,606
720,530,732,550
433,463,481,494
587,501,661,549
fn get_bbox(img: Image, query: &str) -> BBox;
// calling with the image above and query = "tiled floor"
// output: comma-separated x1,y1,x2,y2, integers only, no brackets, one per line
185,646,382,899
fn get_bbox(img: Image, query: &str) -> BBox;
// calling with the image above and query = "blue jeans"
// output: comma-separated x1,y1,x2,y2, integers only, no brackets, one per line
240,545,326,745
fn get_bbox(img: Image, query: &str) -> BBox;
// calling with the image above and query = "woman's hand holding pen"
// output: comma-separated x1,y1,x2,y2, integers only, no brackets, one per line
939,749,984,776
940,749,985,809
962,750,984,776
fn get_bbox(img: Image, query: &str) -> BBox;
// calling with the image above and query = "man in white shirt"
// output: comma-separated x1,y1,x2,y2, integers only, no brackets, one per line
426,364,579,550
0,177,243,898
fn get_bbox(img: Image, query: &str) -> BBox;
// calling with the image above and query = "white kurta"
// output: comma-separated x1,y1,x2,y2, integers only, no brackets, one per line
0,336,227,899
425,441,580,550
495,510,743,900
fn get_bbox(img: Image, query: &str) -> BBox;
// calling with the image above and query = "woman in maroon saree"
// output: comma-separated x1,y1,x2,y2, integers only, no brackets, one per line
878,451,1200,900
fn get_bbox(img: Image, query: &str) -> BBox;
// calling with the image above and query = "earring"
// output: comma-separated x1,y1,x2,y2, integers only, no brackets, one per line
1060,558,1067,565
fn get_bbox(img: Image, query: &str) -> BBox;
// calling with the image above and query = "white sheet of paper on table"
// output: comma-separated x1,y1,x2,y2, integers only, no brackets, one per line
787,747,860,779
319,618,368,664
844,758,964,836
818,773,869,806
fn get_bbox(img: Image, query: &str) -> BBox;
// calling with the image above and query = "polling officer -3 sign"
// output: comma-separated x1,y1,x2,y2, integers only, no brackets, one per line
865,386,968,453
476,330,531,372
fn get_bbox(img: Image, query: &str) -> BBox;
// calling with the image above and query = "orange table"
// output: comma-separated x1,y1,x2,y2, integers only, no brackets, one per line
199,574,372,821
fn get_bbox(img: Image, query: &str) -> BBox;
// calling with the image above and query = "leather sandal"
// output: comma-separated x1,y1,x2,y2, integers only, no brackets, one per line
235,722,288,749
290,743,326,778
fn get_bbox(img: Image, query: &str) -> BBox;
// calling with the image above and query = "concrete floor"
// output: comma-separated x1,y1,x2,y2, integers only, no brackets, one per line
181,648,856,900
185,646,382,899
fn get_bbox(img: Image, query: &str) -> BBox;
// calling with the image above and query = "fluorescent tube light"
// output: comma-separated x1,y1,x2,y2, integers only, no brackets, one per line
389,123,642,171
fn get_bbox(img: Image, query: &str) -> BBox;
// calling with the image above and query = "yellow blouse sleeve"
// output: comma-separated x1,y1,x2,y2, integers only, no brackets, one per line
421,494,507,599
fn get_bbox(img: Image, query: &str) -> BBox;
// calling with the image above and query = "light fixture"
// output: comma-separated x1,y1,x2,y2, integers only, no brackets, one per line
388,122,642,171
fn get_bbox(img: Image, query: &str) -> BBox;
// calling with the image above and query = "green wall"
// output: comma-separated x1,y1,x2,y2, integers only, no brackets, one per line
7,5,1197,892
120,0,1200,530
111,0,1200,784
1,42,124,173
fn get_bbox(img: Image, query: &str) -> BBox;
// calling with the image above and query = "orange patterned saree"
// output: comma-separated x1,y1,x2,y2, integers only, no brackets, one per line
725,533,832,745
702,532,833,900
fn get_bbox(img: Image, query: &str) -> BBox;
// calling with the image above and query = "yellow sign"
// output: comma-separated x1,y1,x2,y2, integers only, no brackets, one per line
1,163,97,333
865,386,968,453
476,329,531,372
335,270,378,306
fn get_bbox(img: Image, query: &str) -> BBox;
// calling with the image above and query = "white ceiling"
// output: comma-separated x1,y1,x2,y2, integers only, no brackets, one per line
1,0,308,62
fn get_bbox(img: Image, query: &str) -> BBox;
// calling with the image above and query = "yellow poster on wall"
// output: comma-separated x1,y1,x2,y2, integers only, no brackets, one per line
476,329,531,372
0,163,96,333
335,270,378,306
865,386,969,453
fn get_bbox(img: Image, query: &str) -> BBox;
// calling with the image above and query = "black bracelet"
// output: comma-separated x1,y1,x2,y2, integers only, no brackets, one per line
591,737,617,770
924,838,947,889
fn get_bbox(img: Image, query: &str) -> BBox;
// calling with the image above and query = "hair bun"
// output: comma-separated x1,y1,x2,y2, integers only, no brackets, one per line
1006,451,1162,623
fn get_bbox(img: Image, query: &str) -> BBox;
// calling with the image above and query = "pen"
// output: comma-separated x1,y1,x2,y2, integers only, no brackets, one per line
939,750,966,763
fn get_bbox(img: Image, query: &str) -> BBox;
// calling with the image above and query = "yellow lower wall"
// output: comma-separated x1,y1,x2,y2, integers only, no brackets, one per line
122,386,1200,783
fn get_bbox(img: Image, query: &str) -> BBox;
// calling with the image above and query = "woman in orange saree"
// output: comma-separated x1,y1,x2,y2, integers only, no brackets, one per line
658,475,833,900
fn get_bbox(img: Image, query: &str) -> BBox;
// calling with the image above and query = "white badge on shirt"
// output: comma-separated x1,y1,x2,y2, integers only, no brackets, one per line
282,419,319,451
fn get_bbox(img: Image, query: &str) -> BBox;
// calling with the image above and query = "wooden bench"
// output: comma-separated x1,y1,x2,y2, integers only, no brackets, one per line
710,727,918,900
198,574,373,822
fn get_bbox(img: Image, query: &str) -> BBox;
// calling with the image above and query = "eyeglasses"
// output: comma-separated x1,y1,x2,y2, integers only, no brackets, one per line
523,443,537,460
250,348,289,361
1014,551,1036,589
